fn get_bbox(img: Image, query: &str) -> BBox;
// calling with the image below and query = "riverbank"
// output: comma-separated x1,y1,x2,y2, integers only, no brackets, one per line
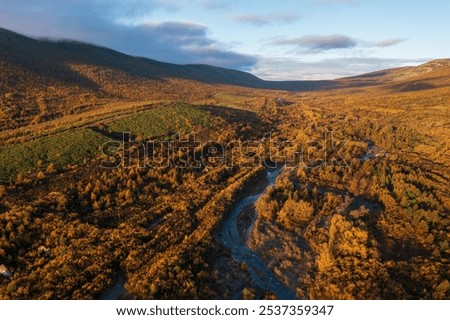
217,166,297,299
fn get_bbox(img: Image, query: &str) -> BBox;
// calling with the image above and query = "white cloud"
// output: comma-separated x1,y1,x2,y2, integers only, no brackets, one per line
273,34,358,53
371,38,407,48
233,14,271,26
233,12,300,26
251,57,427,80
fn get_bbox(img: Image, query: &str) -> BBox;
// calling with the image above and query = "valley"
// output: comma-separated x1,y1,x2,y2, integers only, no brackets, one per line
0,28,449,300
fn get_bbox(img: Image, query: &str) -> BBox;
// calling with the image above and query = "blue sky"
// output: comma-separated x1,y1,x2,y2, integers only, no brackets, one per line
0,0,449,79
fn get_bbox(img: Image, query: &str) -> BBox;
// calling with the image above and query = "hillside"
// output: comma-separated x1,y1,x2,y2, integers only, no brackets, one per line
0,27,449,300
2,27,450,133
338,59,450,90
0,27,327,131
0,27,260,86
0,27,334,90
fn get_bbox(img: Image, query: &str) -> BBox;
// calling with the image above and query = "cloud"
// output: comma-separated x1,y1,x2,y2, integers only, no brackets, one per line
251,57,427,80
270,34,406,54
269,13,300,24
140,22,214,47
233,15,271,26
0,0,257,69
371,38,406,48
233,12,300,26
273,34,358,53
187,48,258,68
113,22,258,68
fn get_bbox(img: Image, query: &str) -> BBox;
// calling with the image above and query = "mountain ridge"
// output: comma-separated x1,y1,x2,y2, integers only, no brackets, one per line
1,27,450,132
2,27,449,90
0,27,331,90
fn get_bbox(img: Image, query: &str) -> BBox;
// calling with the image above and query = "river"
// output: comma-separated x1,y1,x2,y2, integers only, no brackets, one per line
220,167,297,299
101,141,379,299
219,140,382,299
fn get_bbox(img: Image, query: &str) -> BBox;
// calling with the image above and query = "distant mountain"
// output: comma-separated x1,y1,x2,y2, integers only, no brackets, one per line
0,27,333,130
2,27,449,91
1,27,449,131
338,59,450,91
0,27,328,91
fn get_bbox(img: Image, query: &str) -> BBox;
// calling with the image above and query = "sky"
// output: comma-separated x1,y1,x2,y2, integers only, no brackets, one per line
0,0,449,80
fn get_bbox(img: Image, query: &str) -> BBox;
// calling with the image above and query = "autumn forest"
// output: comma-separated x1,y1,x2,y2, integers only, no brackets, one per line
0,28,449,300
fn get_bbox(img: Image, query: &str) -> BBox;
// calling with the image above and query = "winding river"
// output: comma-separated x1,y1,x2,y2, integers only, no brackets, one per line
219,141,382,299
102,141,379,300
102,167,296,300
220,167,297,300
